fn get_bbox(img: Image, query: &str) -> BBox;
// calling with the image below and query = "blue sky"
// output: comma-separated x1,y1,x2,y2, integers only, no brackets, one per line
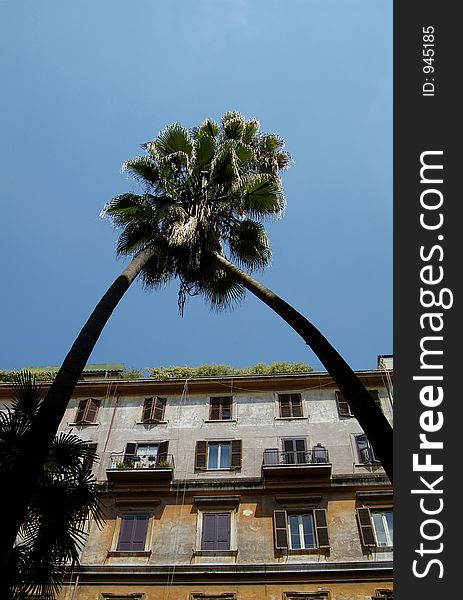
0,0,392,373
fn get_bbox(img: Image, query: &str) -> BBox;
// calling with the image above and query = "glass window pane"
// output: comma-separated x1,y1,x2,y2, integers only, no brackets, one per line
288,515,301,549
219,443,231,468
372,512,388,546
301,514,315,548
385,511,393,544
208,444,219,469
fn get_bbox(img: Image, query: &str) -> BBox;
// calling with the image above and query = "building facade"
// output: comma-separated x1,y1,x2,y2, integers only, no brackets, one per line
1,360,393,600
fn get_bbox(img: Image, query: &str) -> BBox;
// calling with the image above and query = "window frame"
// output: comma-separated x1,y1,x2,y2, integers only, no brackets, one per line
208,396,233,421
355,434,380,464
141,396,167,423
273,509,330,551
114,512,151,553
281,437,308,465
357,507,393,549
200,511,232,551
74,398,101,425
278,393,304,418
195,440,242,471
336,390,382,418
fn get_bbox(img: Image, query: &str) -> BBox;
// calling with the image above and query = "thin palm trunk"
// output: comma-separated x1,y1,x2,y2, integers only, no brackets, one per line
213,252,393,482
0,248,154,584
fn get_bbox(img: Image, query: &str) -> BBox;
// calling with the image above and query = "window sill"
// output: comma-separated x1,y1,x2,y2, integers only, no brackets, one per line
204,419,237,423
274,416,307,421
106,550,151,557
192,549,238,557
68,422,100,427
195,468,241,473
283,547,325,555
135,420,168,425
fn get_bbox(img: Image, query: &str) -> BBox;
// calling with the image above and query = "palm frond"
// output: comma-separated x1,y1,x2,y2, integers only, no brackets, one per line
199,268,246,311
234,174,283,217
154,123,193,157
227,219,272,270
193,118,219,139
122,156,159,185
193,133,216,169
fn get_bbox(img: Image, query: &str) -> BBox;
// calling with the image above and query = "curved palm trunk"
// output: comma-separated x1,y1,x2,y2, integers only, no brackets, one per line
213,252,393,482
0,248,154,586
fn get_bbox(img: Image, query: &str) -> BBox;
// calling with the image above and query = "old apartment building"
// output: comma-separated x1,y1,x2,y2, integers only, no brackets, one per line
2,358,394,600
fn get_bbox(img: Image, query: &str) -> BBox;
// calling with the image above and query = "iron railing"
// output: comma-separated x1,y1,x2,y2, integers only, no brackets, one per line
263,448,329,466
108,453,175,470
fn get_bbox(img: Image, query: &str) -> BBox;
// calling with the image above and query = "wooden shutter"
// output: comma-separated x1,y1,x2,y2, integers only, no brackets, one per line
142,397,154,422
273,510,288,549
124,442,137,466
117,514,148,551
279,395,291,417
216,513,231,550
75,399,87,423
210,398,221,420
195,441,208,470
158,440,169,461
201,513,230,550
357,508,376,546
290,394,303,417
153,396,166,421
84,398,100,423
335,391,351,417
201,513,217,550
83,442,98,472
314,509,330,548
230,440,242,469
131,514,149,550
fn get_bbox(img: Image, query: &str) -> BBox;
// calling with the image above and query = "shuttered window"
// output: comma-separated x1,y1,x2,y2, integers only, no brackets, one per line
142,396,166,422
278,394,303,418
356,507,377,547
209,396,232,420
195,440,242,470
117,514,149,551
355,434,379,464
75,398,100,424
336,390,382,417
201,513,231,550
82,442,98,472
273,509,330,550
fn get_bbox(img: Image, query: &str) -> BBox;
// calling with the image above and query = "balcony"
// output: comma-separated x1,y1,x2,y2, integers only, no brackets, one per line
262,448,332,479
106,453,175,482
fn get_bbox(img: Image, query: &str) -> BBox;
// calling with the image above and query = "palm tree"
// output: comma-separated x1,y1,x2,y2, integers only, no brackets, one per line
0,112,392,581
0,372,103,599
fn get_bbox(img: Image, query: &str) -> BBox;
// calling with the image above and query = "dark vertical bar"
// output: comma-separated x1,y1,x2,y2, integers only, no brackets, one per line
395,2,459,596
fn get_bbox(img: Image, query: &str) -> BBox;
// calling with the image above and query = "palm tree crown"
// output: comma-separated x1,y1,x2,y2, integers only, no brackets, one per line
102,111,290,312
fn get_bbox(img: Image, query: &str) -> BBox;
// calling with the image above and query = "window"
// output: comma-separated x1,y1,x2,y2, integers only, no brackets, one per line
75,398,100,424
194,440,242,470
142,396,166,422
273,509,330,550
282,438,307,464
190,595,236,600
283,593,330,600
278,394,303,418
122,441,169,467
209,396,232,420
357,508,393,548
335,390,381,417
116,514,149,551
355,434,379,464
82,442,98,472
372,590,393,599
201,512,231,550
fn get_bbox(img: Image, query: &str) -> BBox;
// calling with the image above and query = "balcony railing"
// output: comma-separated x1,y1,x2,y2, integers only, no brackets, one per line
108,453,175,471
263,448,330,466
